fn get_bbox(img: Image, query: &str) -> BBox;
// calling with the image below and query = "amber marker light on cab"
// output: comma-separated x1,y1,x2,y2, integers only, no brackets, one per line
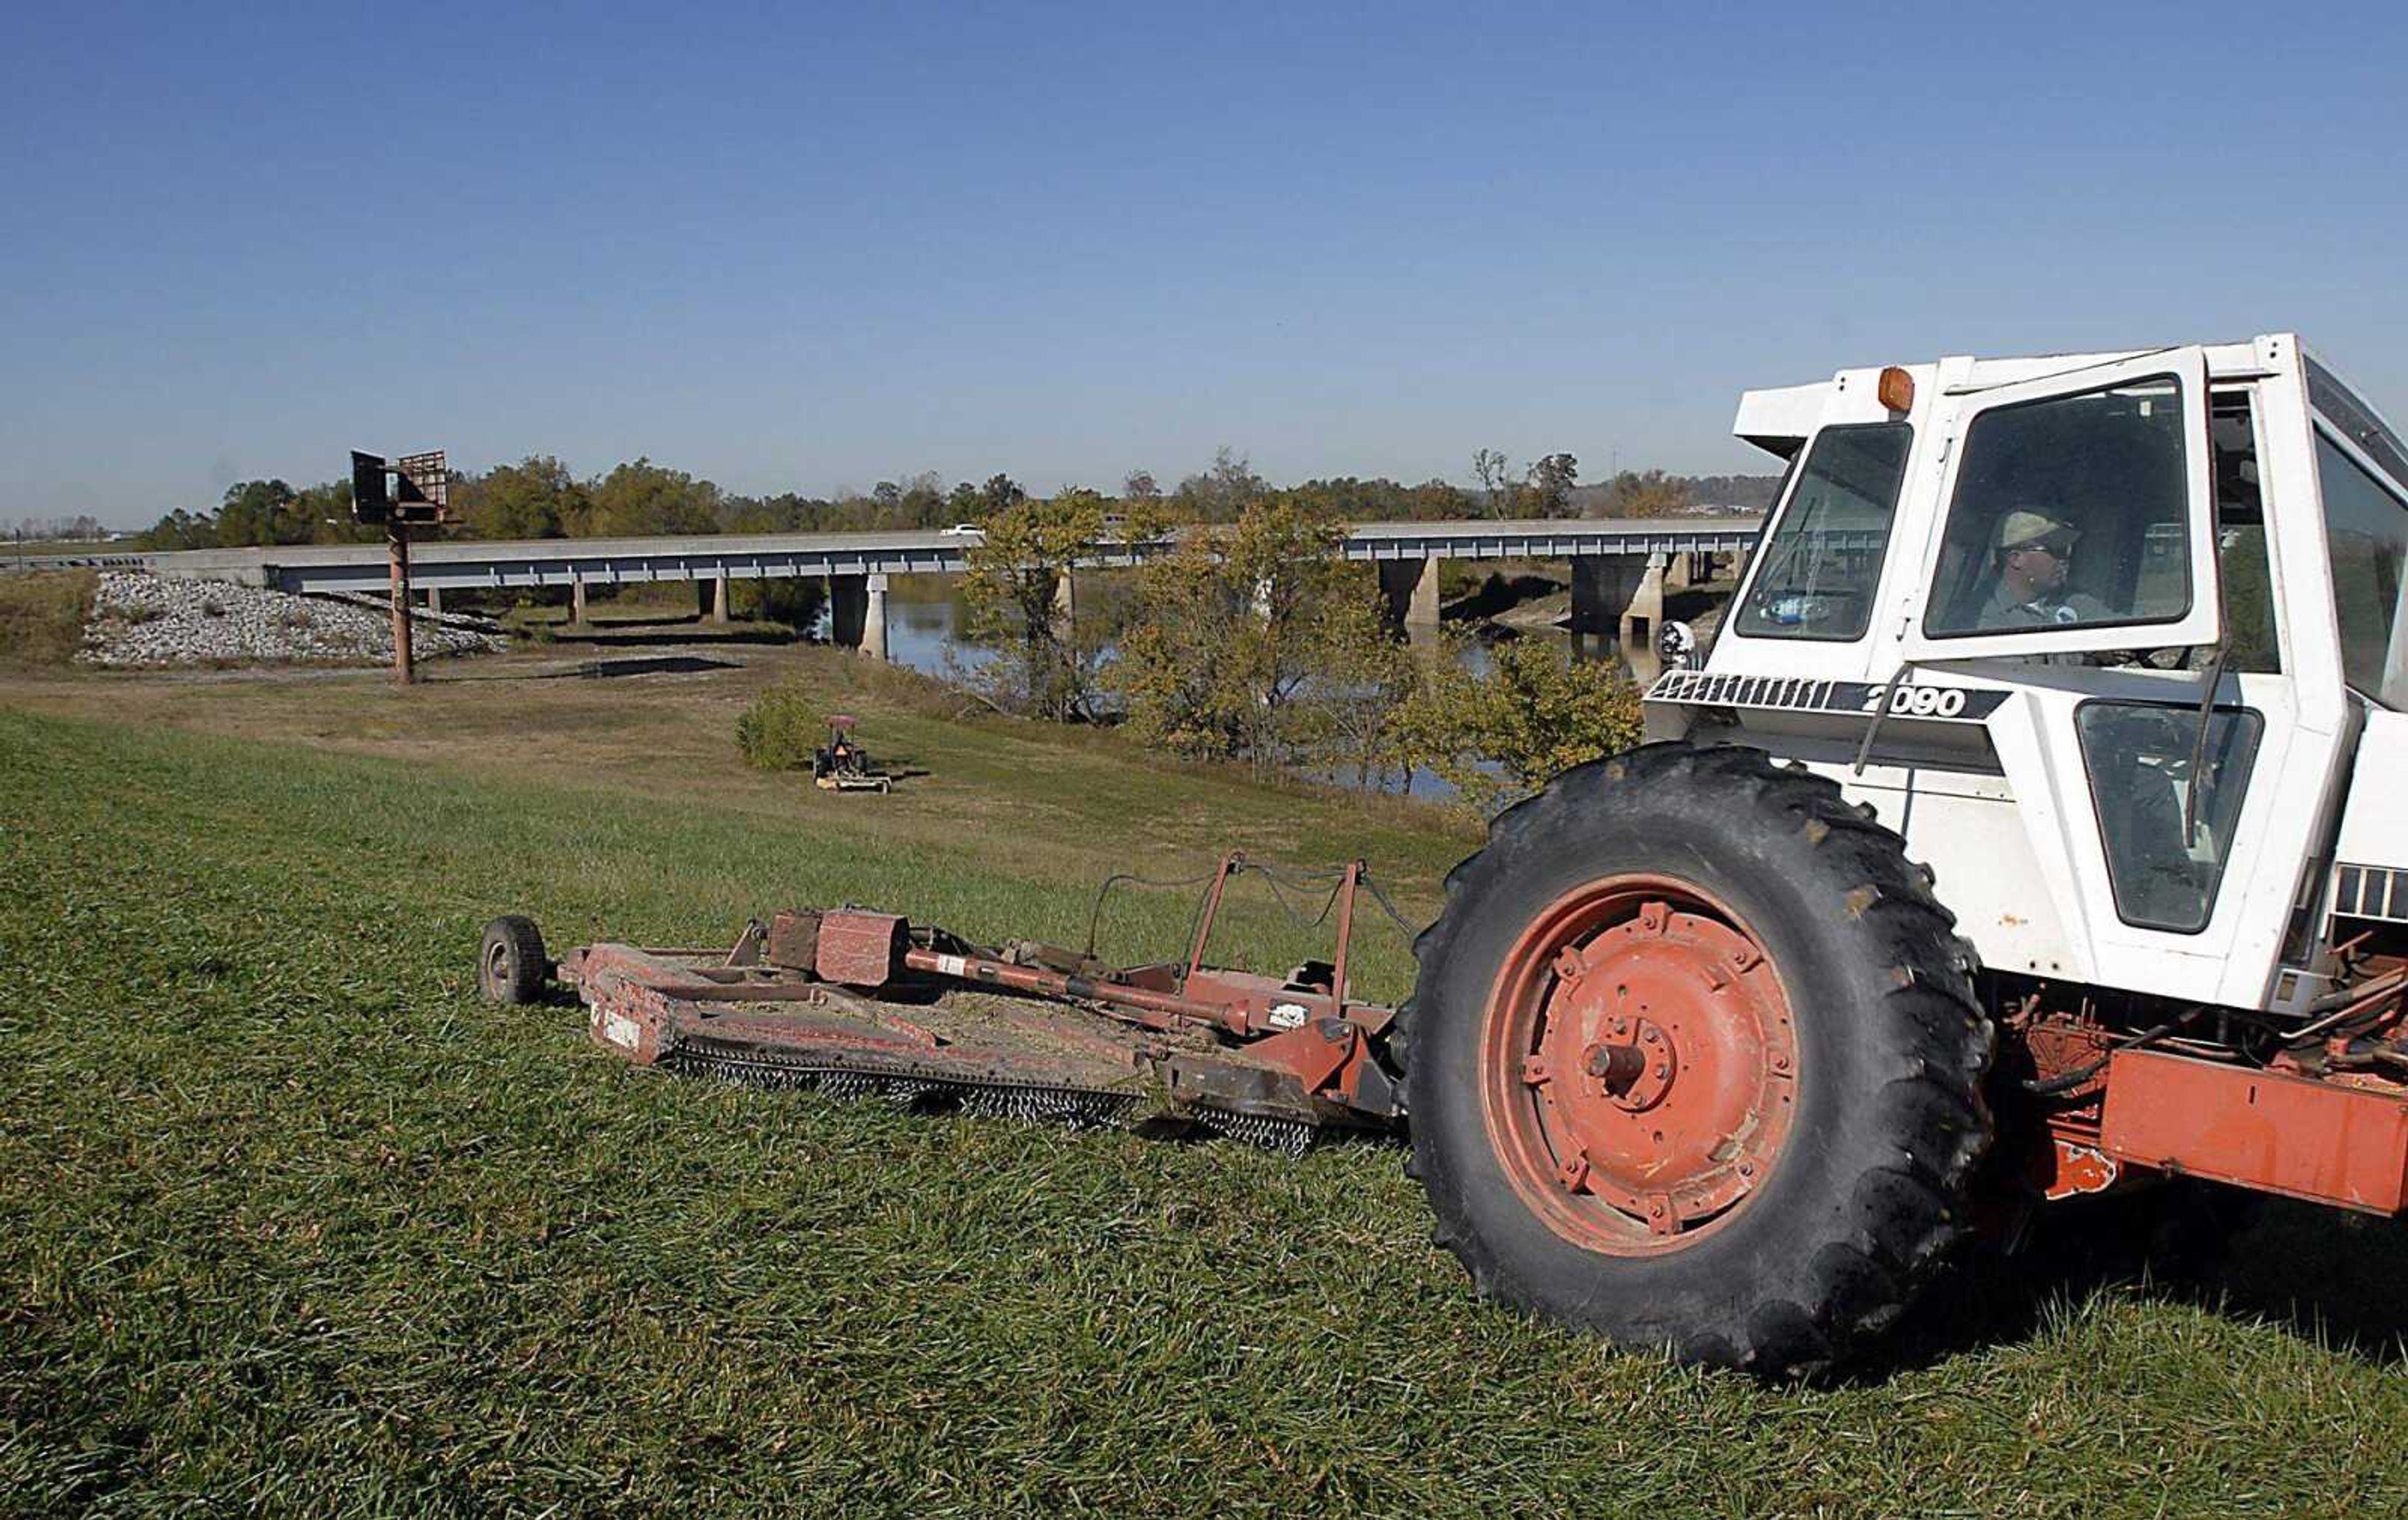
1877,365,1914,413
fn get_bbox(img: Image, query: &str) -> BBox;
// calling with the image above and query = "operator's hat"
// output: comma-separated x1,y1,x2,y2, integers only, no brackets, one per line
1995,509,2078,551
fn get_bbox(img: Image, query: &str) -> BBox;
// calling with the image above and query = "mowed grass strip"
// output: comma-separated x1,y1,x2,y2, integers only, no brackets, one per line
3,707,2405,1519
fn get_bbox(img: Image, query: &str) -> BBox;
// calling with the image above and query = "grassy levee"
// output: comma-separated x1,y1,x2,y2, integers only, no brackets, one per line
4,700,2407,1517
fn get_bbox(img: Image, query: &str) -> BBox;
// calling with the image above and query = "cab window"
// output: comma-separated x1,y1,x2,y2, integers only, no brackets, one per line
2214,390,2279,673
2077,702,2261,933
1732,422,1911,641
2318,430,2408,708
1925,376,2194,636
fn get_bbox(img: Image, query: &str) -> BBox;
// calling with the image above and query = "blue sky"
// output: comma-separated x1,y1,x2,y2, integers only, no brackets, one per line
4,1,2402,526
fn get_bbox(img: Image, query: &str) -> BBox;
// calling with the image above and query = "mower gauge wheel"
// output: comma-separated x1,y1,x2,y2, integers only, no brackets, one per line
479,915,551,1005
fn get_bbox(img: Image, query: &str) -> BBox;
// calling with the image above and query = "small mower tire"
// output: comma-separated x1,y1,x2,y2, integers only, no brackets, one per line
1400,742,1994,1378
479,915,551,1005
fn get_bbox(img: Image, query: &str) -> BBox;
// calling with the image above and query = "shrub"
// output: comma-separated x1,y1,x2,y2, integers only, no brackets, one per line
736,682,823,771
1392,634,1644,813
0,569,97,665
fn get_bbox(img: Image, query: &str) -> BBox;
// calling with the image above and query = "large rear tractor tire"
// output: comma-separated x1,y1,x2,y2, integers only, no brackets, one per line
1401,743,1994,1378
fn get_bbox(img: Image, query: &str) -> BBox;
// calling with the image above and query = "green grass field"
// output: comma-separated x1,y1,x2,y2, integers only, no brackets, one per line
4,679,2407,1517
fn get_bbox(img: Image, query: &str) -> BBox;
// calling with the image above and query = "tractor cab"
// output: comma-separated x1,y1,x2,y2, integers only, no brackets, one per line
1655,335,2408,1020
1629,334,2408,1252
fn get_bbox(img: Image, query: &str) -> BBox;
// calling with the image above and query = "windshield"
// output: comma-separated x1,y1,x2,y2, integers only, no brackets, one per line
1731,422,1912,641
1923,376,2192,637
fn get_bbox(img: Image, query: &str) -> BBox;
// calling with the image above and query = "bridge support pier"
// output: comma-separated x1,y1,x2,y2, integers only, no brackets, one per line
1620,553,1667,660
828,573,890,658
423,587,442,614
1053,569,1076,632
571,579,589,625
710,573,730,625
1571,553,1667,656
864,574,890,661
1377,556,1442,628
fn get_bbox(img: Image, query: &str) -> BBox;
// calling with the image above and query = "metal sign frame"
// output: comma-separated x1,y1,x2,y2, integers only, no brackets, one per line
392,450,450,525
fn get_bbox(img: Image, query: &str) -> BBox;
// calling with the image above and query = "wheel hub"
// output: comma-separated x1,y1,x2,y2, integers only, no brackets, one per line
1484,877,1797,1252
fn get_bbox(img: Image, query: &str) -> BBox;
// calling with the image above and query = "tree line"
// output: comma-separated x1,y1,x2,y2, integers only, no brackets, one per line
133,448,1778,551
8,514,117,544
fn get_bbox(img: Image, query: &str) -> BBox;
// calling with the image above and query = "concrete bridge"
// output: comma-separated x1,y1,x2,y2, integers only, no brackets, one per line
20,515,1765,658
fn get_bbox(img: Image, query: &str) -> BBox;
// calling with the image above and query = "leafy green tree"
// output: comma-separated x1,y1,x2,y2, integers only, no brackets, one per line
1597,468,1692,519
959,487,1112,720
209,480,313,546
1172,447,1269,522
1284,475,1471,523
1307,581,1420,789
456,456,584,539
293,480,373,543
137,508,218,550
1526,452,1580,516
979,473,1026,515
721,492,826,533
1113,495,1366,773
1472,449,1518,517
585,459,722,537
1393,635,1644,811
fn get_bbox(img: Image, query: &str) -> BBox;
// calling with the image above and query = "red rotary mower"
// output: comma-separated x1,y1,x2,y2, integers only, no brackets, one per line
480,853,1407,1154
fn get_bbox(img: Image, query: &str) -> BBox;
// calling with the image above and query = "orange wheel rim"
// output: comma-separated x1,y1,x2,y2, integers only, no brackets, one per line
1478,873,1798,1255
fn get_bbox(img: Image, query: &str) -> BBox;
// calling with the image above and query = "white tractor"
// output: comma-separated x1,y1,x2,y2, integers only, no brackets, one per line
1403,335,2408,1375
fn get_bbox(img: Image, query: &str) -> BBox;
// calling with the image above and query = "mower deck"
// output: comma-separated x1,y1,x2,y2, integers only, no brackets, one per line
487,855,1408,1155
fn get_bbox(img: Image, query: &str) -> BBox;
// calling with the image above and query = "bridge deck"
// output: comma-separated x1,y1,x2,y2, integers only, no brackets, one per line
10,516,1764,594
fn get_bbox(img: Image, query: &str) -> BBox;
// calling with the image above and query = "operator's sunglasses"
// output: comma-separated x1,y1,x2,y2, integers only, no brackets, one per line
2015,535,2076,557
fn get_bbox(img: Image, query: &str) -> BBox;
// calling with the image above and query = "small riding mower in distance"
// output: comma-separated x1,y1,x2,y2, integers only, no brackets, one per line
811,714,890,793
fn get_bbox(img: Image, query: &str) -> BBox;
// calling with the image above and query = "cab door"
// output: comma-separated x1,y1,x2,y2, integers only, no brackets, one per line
1881,347,2338,1010
1895,348,2222,664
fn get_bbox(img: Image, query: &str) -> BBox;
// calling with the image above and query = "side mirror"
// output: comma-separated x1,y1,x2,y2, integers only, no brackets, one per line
1658,620,1699,671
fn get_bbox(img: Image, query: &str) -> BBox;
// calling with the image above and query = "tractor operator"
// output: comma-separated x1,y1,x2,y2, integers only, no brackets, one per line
1976,509,2112,630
